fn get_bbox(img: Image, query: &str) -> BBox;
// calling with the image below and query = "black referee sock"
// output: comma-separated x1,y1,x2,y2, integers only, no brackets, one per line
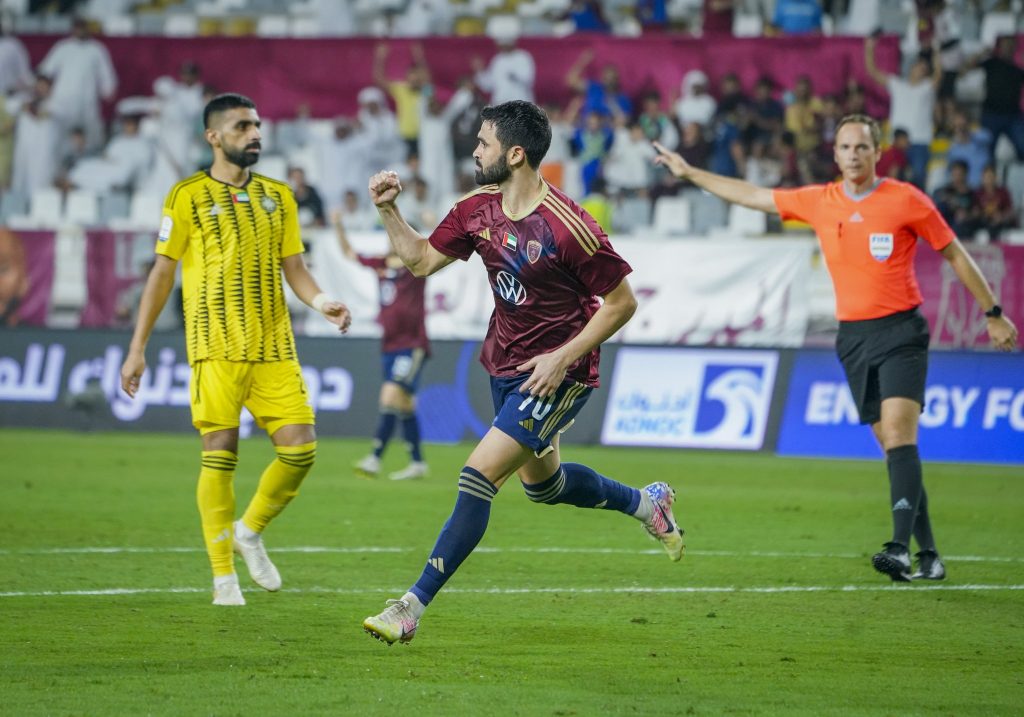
887,444,923,549
913,487,938,554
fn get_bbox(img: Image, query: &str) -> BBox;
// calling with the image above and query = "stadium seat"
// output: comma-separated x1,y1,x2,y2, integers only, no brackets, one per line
257,154,288,181
689,190,729,236
102,15,136,36
0,191,27,223
652,196,691,236
65,190,100,227
111,192,162,231
289,17,320,36
727,204,767,236
12,189,65,229
256,15,290,36
980,12,1016,49
164,14,199,36
732,13,762,37
49,228,88,327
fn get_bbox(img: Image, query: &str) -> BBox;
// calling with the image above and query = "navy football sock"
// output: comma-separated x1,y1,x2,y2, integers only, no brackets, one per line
522,462,640,514
887,444,923,549
399,411,423,462
409,467,496,606
372,409,398,458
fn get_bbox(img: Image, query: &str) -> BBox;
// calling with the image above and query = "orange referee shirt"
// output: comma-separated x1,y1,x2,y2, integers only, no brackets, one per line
773,179,955,321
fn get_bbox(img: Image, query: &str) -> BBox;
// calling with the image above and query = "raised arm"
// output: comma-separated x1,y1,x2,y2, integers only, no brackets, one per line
372,42,390,88
120,255,178,397
368,170,455,277
863,36,891,91
652,141,778,214
565,48,593,93
516,277,638,399
940,239,1018,350
330,209,359,261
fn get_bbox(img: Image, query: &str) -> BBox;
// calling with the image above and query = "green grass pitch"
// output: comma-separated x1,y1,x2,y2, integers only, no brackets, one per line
1,428,1022,716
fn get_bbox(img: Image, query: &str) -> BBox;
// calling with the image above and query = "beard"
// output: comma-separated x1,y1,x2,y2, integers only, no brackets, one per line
223,143,260,169
475,154,511,185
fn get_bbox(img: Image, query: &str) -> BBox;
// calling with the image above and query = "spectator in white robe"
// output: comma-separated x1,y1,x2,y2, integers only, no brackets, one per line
38,18,117,152
417,83,474,206
0,20,33,96
68,114,152,192
317,117,370,216
674,69,717,131
11,76,60,197
472,32,536,105
356,85,403,180
604,119,656,194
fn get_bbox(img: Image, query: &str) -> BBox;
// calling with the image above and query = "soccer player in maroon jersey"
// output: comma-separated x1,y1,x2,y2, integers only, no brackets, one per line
360,100,685,645
332,210,430,481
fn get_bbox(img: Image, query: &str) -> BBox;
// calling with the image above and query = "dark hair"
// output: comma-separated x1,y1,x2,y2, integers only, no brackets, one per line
949,159,968,172
893,128,909,140
835,113,882,149
203,93,257,129
479,100,552,170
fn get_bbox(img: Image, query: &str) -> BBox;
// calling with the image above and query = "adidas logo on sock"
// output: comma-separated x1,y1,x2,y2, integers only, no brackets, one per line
428,556,445,574
892,498,912,511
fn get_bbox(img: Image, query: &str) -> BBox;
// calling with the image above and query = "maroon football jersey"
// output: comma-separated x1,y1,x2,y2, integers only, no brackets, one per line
428,182,631,386
357,255,430,355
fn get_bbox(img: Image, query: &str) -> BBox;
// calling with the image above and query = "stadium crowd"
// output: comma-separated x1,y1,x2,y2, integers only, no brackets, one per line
1,0,1023,244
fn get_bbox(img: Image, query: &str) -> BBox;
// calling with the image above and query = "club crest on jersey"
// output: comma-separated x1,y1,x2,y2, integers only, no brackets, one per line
495,270,527,305
260,195,277,213
526,240,542,264
501,231,518,252
231,191,250,204
869,233,894,261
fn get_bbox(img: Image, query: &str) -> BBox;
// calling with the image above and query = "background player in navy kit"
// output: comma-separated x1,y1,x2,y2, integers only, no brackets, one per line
361,100,685,645
332,210,430,481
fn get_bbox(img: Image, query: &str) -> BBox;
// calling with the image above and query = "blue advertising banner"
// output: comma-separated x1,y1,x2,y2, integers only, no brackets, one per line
777,350,1024,464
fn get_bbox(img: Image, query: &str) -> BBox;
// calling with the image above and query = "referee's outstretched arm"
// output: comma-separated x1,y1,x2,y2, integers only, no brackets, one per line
652,141,779,214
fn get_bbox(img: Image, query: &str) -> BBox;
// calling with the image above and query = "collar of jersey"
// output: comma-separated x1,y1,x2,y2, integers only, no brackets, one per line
204,169,253,190
842,176,885,202
502,181,549,221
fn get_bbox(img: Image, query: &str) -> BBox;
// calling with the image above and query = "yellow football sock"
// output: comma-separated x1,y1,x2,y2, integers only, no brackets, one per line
197,450,238,578
241,442,316,534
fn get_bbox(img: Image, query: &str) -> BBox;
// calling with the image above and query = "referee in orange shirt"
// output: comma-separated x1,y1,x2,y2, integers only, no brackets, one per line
653,114,1018,583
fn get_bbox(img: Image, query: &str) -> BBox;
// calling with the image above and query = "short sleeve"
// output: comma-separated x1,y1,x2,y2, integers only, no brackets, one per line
428,202,475,261
773,185,825,224
155,186,193,260
279,188,304,258
556,204,632,297
906,185,956,251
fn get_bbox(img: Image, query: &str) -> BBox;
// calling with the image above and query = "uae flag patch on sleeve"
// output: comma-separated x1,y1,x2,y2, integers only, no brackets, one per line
501,231,518,252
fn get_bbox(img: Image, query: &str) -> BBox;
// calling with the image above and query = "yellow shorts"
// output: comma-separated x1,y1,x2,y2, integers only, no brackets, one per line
190,359,315,436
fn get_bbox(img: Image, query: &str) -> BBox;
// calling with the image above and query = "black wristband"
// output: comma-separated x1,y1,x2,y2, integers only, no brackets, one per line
985,304,1003,319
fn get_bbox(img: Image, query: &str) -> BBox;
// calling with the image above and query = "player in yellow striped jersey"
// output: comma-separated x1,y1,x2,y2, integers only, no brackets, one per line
120,93,351,606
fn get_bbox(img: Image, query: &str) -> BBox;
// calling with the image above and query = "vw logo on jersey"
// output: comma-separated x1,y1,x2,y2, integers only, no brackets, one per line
869,233,894,261
494,270,527,305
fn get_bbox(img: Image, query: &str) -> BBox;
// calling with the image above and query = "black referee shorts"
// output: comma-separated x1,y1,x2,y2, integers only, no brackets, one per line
835,307,930,425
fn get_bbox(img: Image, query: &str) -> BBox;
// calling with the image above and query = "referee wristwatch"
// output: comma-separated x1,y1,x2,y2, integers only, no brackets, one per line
985,304,1003,319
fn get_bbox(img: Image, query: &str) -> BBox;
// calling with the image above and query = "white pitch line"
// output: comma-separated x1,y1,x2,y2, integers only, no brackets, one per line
0,546,1020,563
1,584,1022,599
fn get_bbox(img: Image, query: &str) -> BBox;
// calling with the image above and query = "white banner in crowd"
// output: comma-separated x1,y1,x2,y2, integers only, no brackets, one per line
301,231,814,347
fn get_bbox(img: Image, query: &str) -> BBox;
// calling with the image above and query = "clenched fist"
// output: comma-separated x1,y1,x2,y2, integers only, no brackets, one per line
369,171,403,207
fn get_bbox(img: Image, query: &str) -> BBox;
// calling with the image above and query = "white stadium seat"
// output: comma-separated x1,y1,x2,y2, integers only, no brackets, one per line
652,196,691,236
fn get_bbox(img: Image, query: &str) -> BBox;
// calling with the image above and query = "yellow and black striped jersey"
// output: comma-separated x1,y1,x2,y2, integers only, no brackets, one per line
155,170,304,364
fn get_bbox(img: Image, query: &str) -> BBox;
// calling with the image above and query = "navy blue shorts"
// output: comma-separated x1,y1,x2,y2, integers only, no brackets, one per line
490,374,593,455
382,348,427,393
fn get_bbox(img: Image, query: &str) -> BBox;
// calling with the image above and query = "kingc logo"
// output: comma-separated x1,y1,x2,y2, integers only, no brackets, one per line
494,270,527,305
